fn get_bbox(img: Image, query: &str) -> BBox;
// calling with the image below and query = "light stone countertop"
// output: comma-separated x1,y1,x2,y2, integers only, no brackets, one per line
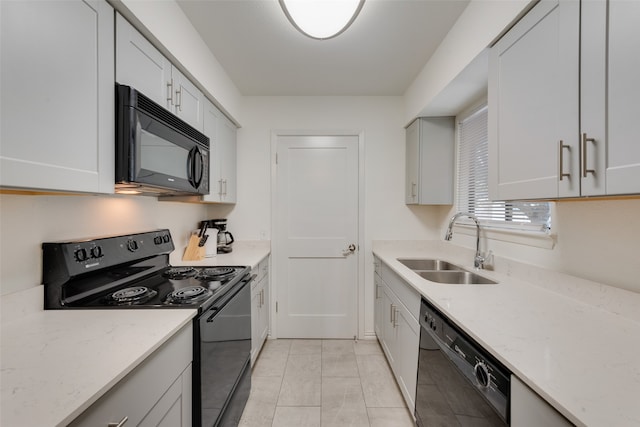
0,240,269,427
373,240,640,427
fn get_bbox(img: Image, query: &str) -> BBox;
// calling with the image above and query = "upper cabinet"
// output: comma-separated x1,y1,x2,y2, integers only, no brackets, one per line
116,14,204,132
405,117,454,205
0,0,114,194
202,99,237,204
489,0,640,200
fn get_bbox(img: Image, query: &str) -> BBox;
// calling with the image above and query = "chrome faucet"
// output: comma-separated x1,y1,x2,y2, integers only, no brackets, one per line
445,212,485,269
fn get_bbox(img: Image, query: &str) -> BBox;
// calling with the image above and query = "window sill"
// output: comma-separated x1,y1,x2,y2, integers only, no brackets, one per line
453,223,556,249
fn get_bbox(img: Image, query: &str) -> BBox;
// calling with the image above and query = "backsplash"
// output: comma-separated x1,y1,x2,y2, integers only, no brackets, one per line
0,194,214,295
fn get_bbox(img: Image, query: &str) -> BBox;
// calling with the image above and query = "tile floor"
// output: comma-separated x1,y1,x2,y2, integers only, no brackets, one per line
239,339,415,427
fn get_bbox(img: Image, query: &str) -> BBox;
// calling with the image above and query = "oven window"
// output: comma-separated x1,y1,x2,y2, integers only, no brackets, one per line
140,129,189,180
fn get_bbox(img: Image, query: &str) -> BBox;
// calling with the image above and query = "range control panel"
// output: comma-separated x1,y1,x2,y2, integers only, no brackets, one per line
43,229,174,283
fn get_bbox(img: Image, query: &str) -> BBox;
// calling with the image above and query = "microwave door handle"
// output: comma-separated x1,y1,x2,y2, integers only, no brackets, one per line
187,147,195,185
193,147,204,188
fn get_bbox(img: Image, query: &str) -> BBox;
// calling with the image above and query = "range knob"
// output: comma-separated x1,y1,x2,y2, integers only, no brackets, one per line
162,234,170,243
90,246,103,259
474,361,490,388
154,236,163,245
74,248,88,262
126,239,139,252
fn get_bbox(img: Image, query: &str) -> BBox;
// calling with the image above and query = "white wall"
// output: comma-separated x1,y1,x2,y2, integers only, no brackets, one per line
227,96,450,335
0,194,209,296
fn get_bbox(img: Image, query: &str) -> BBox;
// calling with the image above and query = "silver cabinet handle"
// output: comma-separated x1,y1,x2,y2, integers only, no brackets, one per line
108,416,128,427
223,179,227,197
411,182,417,198
375,284,380,299
559,140,571,181
582,133,596,178
393,307,399,328
389,304,394,324
166,79,174,105
218,179,223,197
175,87,182,112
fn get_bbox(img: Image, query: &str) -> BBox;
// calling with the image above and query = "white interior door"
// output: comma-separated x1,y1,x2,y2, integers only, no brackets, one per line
275,134,359,338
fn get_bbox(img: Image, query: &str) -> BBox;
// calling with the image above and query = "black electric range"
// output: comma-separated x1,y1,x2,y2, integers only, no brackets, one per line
42,229,253,427
42,229,250,311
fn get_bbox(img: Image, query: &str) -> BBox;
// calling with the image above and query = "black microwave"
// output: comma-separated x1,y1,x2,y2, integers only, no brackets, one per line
115,84,209,196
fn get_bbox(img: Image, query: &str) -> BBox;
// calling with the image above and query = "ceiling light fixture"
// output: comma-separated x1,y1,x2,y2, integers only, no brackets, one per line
279,0,365,40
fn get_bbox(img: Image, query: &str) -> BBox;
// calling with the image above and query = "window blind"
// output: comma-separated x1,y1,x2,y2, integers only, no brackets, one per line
457,105,551,232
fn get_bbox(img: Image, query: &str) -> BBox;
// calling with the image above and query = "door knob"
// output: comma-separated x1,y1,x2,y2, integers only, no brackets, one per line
342,244,356,256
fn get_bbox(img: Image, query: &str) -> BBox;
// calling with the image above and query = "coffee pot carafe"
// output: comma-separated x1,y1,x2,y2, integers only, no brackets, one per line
209,219,234,253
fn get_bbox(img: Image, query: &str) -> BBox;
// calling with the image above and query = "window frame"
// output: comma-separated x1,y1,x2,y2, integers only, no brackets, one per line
453,100,556,249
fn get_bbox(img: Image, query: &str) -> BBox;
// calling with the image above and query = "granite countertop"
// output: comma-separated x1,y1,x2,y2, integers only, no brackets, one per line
373,240,640,427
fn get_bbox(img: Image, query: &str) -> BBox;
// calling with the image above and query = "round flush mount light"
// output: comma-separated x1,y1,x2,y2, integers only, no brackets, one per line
279,0,365,40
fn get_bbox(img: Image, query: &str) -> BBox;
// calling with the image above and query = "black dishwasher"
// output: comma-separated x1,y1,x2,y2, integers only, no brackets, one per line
415,298,511,426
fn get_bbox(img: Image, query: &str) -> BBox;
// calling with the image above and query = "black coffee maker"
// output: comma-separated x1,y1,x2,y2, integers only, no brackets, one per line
207,219,234,254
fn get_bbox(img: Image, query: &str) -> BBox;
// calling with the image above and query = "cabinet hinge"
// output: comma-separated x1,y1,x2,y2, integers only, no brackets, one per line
275,153,278,164
275,301,278,313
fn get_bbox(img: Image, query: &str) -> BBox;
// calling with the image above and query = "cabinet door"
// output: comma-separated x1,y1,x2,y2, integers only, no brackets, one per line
374,273,384,340
405,120,420,204
259,275,269,342
1,0,114,193
395,304,419,411
250,282,262,365
605,0,640,195
380,286,397,367
202,99,223,202
218,114,238,203
172,67,205,132
115,13,171,108
489,0,580,200
580,0,607,196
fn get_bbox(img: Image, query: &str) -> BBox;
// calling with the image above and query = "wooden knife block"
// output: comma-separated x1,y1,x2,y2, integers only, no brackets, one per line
182,234,205,261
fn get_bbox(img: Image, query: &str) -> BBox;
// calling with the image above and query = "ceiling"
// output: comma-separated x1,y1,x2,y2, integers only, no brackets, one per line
176,0,470,96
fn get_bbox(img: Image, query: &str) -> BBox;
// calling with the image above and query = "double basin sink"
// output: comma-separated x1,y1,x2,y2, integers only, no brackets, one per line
397,258,497,285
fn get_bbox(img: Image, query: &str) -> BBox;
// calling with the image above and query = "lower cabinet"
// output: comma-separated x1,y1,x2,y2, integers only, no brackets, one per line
511,376,572,427
251,256,270,366
374,258,420,413
69,324,193,427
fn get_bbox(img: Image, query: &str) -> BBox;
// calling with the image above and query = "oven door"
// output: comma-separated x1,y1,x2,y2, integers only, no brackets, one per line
416,316,509,426
195,276,252,427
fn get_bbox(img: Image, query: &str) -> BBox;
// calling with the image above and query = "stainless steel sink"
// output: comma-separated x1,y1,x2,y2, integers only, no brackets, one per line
398,259,463,271
417,270,498,285
396,257,498,285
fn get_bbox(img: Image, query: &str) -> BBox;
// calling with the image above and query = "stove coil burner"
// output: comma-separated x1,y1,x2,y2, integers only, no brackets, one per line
165,286,212,305
163,267,198,280
107,286,157,305
196,267,237,281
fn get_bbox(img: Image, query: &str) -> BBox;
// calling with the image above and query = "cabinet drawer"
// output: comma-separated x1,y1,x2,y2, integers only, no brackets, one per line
70,323,193,427
381,263,420,322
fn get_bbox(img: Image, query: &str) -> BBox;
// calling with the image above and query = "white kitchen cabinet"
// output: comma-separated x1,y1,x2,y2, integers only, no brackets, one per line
594,0,640,195
405,117,455,205
116,13,204,132
69,323,193,427
251,256,270,365
511,376,572,427
375,259,420,413
489,0,640,200
0,0,114,194
202,99,237,203
373,257,384,340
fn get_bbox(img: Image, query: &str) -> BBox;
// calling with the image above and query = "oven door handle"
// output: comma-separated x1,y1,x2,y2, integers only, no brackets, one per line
205,274,256,323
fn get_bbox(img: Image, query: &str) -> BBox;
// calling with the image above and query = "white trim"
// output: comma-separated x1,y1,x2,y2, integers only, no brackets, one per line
270,129,366,339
